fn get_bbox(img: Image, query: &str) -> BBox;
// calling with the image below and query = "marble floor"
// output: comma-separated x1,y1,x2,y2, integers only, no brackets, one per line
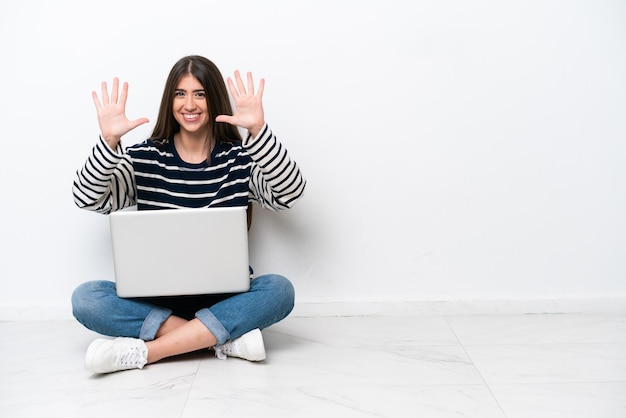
1,313,625,417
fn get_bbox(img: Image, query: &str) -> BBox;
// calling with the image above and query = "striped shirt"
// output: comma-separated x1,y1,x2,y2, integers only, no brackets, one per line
73,124,306,213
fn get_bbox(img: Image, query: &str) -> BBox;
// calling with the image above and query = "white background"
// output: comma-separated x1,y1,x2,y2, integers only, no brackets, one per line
1,0,624,317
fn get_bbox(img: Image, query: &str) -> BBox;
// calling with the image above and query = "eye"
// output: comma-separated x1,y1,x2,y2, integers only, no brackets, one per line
174,91,185,97
195,91,206,98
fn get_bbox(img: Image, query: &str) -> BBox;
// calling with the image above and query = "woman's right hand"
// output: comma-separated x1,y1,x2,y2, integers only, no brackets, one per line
92,78,149,149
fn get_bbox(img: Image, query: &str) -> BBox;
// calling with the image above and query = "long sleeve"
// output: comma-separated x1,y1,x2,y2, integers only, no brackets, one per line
72,125,305,214
244,124,306,211
72,136,137,214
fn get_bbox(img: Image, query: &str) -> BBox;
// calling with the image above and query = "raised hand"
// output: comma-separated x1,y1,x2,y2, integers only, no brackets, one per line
215,70,265,138
92,78,149,149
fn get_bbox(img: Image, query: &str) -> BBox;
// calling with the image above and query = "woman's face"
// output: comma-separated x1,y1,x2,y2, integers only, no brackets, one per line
173,74,210,135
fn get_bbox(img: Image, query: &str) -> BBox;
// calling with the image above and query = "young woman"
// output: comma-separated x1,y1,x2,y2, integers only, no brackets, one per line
71,55,306,374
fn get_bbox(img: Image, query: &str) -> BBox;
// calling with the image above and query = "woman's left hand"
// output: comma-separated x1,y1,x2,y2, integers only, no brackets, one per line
215,70,265,137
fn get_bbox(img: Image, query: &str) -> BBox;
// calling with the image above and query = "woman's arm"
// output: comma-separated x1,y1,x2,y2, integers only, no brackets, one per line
73,78,147,214
245,124,306,210
216,71,306,210
72,137,137,214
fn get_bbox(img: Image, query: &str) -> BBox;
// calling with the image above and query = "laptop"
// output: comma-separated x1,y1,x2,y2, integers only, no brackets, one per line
109,206,250,298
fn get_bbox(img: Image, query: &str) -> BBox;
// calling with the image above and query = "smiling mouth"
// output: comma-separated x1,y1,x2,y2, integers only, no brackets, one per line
183,113,200,121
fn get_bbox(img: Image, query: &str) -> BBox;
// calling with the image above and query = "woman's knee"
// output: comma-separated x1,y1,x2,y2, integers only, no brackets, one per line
254,274,295,311
71,280,116,320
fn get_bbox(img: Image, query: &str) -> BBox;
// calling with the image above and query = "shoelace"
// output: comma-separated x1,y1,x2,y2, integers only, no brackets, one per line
116,347,146,367
214,342,236,360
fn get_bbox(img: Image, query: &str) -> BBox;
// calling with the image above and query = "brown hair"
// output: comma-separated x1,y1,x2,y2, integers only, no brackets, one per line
149,55,242,150
150,56,253,227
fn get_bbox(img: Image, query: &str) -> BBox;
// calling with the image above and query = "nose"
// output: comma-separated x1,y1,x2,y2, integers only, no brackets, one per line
184,94,196,110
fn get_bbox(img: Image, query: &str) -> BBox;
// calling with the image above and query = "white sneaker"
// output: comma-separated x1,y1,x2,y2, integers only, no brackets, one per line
214,329,266,361
85,337,148,373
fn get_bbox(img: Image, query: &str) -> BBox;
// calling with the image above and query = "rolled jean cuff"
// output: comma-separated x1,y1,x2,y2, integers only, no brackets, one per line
195,308,230,345
139,306,172,341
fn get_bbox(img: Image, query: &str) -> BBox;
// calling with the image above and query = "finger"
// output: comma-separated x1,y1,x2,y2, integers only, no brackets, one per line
111,77,119,104
225,77,239,98
234,70,246,95
256,77,265,99
215,114,234,125
247,71,254,96
118,81,129,108
129,117,150,130
91,90,102,110
101,81,110,105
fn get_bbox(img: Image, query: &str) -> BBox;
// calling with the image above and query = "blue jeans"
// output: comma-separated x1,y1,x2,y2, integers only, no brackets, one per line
71,274,295,345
